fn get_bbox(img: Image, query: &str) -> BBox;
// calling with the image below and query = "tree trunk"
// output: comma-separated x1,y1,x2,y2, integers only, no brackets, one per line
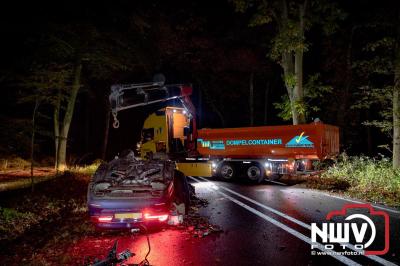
30,98,40,192
57,57,82,170
280,1,307,125
293,50,306,124
337,26,355,146
57,137,68,170
54,89,61,170
292,2,307,125
280,0,295,123
282,52,300,124
249,72,254,126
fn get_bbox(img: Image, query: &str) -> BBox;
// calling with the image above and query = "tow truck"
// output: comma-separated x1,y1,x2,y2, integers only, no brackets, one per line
109,80,212,177
108,79,339,182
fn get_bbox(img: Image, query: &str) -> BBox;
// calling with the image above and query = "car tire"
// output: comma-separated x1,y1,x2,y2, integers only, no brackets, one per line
219,163,235,181
93,163,108,180
173,170,190,214
246,164,264,183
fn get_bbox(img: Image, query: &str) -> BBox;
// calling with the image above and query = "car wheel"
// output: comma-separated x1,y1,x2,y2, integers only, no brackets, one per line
173,170,190,214
246,164,264,183
219,163,235,180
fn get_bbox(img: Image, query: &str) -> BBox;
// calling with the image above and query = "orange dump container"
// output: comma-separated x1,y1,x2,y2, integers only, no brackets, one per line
197,122,339,160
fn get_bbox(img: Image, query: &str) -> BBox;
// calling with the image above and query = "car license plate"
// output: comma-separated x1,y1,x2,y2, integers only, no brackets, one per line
115,213,142,219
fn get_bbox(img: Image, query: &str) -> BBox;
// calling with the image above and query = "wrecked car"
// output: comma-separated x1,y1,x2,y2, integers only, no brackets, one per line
87,150,189,229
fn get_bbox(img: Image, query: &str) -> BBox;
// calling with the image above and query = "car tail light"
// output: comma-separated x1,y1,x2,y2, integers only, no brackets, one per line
98,216,113,222
143,212,169,222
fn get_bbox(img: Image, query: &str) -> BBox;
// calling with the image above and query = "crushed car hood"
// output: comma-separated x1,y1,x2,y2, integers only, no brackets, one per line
88,151,175,199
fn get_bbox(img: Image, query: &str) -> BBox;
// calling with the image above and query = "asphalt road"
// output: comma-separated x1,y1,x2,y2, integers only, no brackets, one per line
187,176,400,266
72,176,400,266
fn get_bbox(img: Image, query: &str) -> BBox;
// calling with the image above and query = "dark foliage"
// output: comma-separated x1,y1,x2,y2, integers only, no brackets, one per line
0,0,399,160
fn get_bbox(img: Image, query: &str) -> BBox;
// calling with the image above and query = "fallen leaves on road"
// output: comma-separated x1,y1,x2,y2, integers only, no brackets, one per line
176,187,223,239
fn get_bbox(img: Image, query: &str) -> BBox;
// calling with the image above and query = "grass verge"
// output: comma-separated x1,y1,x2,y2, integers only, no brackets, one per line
306,154,400,207
0,170,96,265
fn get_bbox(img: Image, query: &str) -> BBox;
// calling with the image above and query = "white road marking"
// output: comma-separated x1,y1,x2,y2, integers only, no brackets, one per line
193,176,397,266
265,179,288,186
189,176,361,266
320,192,400,214
198,178,311,229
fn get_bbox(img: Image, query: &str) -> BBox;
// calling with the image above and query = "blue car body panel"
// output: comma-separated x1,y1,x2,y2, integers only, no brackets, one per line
87,152,175,229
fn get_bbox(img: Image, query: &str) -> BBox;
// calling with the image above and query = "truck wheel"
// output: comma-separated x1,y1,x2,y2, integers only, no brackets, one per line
246,165,264,183
219,163,235,180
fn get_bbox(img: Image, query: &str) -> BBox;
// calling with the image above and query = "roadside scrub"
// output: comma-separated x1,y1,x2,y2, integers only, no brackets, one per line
68,160,102,176
0,207,38,240
0,156,30,171
0,161,101,192
0,161,100,234
0,168,99,263
0,170,92,243
307,154,400,207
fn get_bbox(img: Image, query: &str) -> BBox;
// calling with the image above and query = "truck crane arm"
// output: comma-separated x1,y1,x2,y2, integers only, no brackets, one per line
109,81,196,139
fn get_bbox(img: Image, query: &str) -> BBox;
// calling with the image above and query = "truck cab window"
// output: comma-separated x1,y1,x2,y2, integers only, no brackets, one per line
142,128,154,143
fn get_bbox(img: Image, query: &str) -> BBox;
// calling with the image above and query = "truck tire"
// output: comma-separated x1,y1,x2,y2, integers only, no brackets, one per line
219,163,235,181
246,164,264,183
